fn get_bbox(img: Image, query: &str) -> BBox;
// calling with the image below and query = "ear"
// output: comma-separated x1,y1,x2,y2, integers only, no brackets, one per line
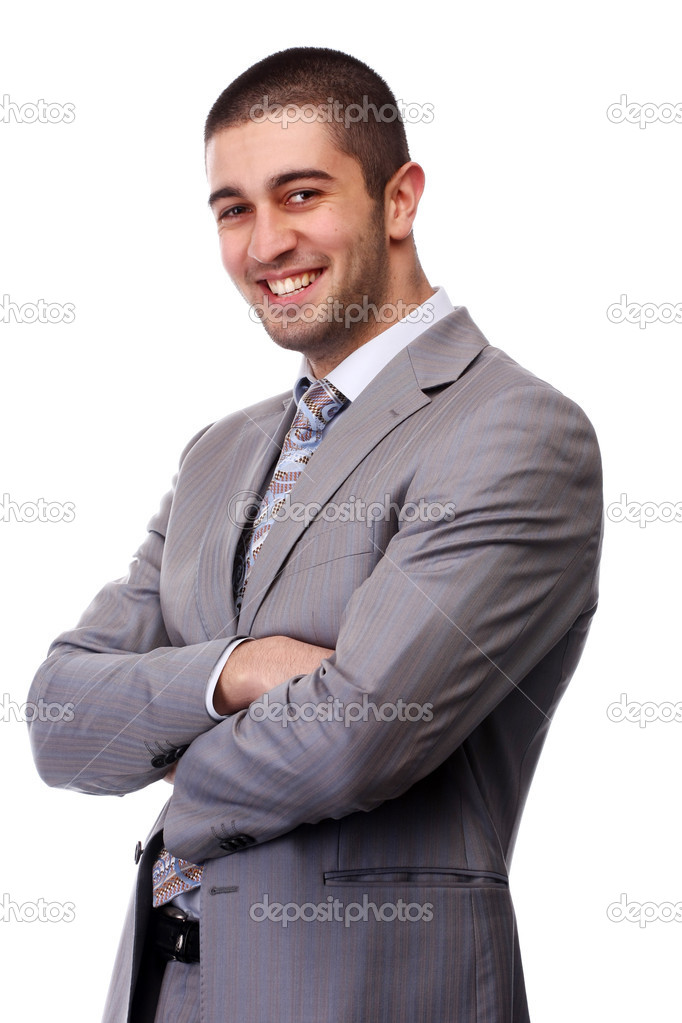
384,161,426,241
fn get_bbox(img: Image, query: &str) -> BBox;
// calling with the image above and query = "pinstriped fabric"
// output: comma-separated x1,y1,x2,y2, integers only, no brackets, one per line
151,377,347,909
153,961,200,1023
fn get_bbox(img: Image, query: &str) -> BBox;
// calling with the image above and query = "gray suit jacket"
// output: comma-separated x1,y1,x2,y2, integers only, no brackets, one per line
28,307,603,1022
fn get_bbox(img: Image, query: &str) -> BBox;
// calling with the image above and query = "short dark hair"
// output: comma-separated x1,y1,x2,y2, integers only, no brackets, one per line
204,47,411,201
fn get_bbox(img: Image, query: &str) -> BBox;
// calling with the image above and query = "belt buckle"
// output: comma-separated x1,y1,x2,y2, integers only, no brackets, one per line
160,905,194,963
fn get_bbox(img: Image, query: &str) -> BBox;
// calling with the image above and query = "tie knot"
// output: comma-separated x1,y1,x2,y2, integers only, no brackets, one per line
284,378,347,455
300,378,347,425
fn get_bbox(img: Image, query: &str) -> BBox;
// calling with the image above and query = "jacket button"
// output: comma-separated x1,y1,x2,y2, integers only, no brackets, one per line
134,841,143,864
151,755,166,769
219,833,255,852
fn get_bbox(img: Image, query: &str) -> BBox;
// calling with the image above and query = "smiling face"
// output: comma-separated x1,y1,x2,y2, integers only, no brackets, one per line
206,114,394,373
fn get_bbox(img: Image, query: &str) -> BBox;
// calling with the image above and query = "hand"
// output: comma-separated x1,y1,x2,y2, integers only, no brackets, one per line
214,635,334,716
163,763,177,784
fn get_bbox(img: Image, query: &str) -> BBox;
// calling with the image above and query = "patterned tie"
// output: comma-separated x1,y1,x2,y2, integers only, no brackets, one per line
152,377,347,909
233,377,348,614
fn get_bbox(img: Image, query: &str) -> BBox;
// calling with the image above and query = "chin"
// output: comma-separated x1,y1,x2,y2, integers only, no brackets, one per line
262,321,329,354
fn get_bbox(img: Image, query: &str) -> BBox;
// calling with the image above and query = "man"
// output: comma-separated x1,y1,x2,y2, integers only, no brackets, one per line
28,47,603,1023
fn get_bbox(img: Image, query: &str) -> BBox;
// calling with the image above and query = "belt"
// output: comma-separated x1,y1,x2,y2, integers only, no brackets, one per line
152,905,200,963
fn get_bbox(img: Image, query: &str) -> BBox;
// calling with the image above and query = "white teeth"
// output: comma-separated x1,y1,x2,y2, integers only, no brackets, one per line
266,270,320,295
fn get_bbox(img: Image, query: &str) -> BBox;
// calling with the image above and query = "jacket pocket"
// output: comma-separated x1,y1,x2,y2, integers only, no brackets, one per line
323,867,508,888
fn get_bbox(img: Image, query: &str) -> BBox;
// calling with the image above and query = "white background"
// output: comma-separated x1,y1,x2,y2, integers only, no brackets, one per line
1,1,680,1019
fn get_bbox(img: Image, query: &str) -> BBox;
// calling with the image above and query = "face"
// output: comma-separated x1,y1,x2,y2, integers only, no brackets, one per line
206,115,392,370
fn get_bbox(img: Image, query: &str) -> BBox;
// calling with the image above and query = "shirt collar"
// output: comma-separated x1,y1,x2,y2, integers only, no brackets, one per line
294,286,454,403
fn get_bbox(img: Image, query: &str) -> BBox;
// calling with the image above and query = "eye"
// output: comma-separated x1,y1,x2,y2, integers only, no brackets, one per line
286,189,318,205
217,204,250,221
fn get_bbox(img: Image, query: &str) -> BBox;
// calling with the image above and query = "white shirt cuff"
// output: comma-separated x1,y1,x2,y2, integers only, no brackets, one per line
205,637,253,720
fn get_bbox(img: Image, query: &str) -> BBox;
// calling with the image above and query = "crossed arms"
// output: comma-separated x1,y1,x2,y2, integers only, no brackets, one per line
28,374,603,863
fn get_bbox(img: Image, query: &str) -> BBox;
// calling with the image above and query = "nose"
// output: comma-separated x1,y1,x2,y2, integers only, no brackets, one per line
247,206,298,264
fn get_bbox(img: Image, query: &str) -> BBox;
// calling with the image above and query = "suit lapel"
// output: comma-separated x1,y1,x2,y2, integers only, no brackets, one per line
194,395,294,641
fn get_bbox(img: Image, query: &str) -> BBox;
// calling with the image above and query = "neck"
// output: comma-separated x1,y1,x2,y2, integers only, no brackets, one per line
307,272,434,379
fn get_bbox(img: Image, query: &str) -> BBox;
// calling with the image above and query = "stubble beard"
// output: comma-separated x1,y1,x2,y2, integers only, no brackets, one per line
253,204,391,370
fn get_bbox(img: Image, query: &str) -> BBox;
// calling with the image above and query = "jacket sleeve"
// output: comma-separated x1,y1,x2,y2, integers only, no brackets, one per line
162,382,603,862
27,426,237,795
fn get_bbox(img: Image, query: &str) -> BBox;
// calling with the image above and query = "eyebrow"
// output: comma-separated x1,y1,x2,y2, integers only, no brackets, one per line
208,169,334,208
